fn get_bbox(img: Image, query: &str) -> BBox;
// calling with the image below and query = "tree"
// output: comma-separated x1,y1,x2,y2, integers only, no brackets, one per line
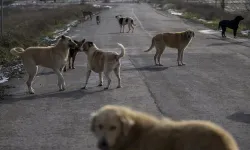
221,0,225,10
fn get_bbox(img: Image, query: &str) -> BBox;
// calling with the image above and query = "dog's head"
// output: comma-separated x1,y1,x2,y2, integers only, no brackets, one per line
70,39,85,51
81,41,96,53
185,30,195,39
60,35,77,48
90,105,135,150
115,15,122,19
235,16,244,21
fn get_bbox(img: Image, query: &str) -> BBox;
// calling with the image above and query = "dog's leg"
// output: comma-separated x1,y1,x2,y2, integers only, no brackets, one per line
154,51,159,66
68,57,72,69
222,27,227,38
25,64,38,94
82,70,91,89
233,29,237,38
131,24,134,33
157,48,164,66
177,49,182,66
54,69,66,91
72,54,76,69
98,72,103,86
63,65,67,72
180,49,185,66
127,24,131,33
114,66,121,88
104,71,111,90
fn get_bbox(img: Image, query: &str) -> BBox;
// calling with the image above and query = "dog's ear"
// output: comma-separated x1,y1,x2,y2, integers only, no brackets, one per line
88,42,94,47
81,39,86,43
61,35,66,40
119,115,135,136
90,112,97,132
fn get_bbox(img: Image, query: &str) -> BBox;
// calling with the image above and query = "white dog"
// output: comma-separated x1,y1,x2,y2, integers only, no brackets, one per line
10,35,77,94
115,15,136,33
81,41,125,90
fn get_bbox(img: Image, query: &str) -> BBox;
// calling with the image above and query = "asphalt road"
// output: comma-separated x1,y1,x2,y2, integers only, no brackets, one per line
1,3,250,150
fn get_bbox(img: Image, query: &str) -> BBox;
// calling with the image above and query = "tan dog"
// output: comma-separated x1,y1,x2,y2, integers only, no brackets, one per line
10,35,77,94
145,30,195,66
81,41,125,90
90,105,239,150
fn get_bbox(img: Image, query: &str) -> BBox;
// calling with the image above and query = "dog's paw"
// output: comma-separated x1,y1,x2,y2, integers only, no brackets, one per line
104,87,109,90
72,67,75,69
81,86,86,90
117,85,122,88
29,91,35,94
98,83,103,86
59,88,65,91
158,64,163,66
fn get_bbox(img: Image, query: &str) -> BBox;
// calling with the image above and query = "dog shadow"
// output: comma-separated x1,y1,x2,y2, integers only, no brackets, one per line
37,71,55,76
227,111,250,124
207,41,244,47
123,65,169,72
1,88,107,104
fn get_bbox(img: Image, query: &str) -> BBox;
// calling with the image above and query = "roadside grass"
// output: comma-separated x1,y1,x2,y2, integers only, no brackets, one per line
150,0,250,37
0,4,101,66
0,4,102,99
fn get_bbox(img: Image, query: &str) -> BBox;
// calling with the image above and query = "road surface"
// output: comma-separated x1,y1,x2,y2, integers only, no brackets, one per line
1,3,250,150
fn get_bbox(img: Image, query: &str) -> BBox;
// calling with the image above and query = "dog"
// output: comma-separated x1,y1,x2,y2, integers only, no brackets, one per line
96,15,101,25
115,15,136,33
218,15,244,38
144,30,195,66
10,35,77,94
82,11,93,20
90,105,239,150
81,41,125,90
63,39,85,72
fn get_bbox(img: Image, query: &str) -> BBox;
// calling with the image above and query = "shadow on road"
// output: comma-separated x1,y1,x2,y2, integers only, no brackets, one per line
1,88,108,104
123,65,169,72
207,42,244,47
227,111,250,124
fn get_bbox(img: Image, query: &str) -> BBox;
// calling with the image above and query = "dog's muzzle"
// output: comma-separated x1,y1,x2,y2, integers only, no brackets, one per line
97,137,109,150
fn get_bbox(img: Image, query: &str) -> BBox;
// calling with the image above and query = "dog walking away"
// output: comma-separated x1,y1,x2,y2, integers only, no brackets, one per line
82,11,93,20
64,39,85,72
115,15,136,33
90,105,239,150
218,15,244,38
81,41,125,90
10,35,77,94
145,30,195,66
96,15,101,25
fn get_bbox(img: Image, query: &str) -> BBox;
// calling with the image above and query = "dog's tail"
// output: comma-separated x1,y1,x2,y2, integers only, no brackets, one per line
144,37,155,52
10,47,25,57
117,43,125,59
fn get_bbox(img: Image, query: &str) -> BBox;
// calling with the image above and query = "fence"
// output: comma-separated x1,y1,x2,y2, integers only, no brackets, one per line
185,0,250,12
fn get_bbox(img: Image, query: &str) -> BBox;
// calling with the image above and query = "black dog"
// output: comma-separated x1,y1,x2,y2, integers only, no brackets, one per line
218,16,244,38
64,39,85,72
96,15,101,25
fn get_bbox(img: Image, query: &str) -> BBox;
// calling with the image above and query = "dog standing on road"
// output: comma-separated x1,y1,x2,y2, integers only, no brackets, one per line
10,35,77,94
81,41,125,90
64,39,85,72
115,15,136,33
90,105,239,150
145,30,195,66
96,15,101,25
218,15,244,38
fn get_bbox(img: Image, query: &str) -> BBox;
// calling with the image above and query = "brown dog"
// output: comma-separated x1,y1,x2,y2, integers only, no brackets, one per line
91,105,239,150
145,30,194,66
81,41,125,90
10,35,77,94
64,39,85,72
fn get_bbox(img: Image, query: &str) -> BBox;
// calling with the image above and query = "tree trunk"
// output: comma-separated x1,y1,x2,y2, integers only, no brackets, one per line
221,0,225,10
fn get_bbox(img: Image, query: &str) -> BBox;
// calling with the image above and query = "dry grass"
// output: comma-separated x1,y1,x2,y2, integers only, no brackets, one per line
150,0,250,36
0,4,101,65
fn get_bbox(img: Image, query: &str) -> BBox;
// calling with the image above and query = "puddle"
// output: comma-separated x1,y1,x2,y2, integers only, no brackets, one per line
198,29,220,34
